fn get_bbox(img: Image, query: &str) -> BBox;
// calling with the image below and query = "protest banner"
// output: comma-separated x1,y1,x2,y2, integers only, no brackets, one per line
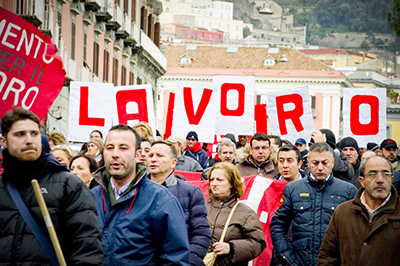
267,86,313,143
342,87,386,147
0,7,65,121
214,76,255,135
68,82,114,141
112,84,157,137
171,81,218,143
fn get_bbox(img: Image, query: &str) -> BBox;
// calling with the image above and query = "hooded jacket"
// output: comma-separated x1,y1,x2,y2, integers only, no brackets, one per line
206,194,266,266
236,154,278,178
0,149,103,265
271,173,357,266
92,166,190,266
318,186,400,266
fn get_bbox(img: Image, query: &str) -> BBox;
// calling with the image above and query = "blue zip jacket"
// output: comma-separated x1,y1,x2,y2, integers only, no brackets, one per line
271,174,357,266
92,167,190,266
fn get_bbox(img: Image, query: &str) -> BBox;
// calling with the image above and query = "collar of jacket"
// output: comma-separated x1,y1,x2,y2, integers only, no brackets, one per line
352,186,400,216
207,193,237,207
245,154,275,172
93,164,147,191
306,172,334,189
161,171,177,187
1,148,68,186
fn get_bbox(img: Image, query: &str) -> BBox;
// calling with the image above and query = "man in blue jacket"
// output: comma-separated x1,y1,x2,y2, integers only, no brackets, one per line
147,140,211,266
271,142,357,266
92,124,190,265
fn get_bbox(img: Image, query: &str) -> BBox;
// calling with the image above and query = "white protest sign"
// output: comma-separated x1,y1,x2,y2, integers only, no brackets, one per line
267,86,313,143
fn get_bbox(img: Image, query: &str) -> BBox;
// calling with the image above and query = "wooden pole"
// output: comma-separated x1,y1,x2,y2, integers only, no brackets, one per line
31,179,67,266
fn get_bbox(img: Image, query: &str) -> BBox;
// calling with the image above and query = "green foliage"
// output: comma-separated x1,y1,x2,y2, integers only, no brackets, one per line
388,0,400,36
243,27,251,38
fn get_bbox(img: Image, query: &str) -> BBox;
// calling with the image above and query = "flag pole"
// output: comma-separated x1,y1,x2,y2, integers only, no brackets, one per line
31,179,67,266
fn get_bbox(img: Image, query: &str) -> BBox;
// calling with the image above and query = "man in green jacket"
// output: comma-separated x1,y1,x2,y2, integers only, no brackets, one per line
318,155,400,266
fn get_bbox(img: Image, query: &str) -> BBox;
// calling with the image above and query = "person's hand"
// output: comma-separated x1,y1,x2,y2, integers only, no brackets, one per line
311,130,326,143
212,242,230,255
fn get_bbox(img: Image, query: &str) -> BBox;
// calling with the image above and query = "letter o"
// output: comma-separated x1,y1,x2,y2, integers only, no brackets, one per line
22,86,39,109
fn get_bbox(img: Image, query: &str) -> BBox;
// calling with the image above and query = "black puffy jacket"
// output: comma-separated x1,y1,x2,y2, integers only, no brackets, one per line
0,150,103,265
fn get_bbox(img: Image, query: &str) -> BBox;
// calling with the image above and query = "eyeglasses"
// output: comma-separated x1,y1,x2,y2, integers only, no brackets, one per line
365,172,392,179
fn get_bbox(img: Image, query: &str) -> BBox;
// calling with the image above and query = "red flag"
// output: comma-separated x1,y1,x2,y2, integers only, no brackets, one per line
186,174,287,265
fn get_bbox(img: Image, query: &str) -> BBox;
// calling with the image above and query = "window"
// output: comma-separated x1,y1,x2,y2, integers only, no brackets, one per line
180,57,191,64
264,58,275,66
83,32,87,63
129,71,134,84
121,65,126,85
71,21,76,60
183,31,187,38
137,77,142,84
131,0,136,22
236,25,238,31
113,58,119,85
201,33,204,40
192,31,196,39
177,29,180,36
209,34,213,41
93,43,99,75
165,7,169,12
218,35,221,42
103,50,109,82
43,0,50,30
124,0,128,14
56,10,62,49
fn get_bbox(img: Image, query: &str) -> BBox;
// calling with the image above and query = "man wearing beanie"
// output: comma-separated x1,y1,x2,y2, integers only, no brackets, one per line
309,129,354,182
185,131,209,169
338,137,361,188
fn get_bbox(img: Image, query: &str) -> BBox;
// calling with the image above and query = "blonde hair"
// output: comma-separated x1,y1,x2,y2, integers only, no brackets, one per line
52,145,76,162
47,131,67,146
208,162,244,198
132,122,154,142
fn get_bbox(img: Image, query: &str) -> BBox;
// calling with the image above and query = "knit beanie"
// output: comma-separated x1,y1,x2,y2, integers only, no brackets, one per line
338,137,360,154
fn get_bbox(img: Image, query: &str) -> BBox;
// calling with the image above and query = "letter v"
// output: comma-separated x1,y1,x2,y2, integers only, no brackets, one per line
183,87,213,125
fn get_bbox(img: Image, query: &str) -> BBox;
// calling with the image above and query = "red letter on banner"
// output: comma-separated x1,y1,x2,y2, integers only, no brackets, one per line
79,86,105,126
350,95,379,135
276,94,304,135
220,83,245,116
116,89,149,124
183,87,212,125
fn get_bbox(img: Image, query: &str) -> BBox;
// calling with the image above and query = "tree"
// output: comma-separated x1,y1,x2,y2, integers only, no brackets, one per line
243,27,251,38
388,0,400,36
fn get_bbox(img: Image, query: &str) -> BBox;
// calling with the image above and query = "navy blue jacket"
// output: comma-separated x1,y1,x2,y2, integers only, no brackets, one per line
185,149,209,169
92,167,190,265
271,174,357,266
164,173,211,266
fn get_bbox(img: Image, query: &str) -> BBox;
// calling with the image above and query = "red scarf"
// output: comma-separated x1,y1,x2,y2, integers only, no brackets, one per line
187,142,203,153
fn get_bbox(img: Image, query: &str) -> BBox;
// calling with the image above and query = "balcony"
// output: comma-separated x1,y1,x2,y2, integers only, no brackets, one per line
140,31,167,71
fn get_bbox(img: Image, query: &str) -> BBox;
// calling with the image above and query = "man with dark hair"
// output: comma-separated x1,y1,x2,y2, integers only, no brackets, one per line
136,137,152,165
0,107,103,265
271,142,357,266
90,129,103,141
236,132,278,177
147,141,211,266
185,131,209,169
309,129,354,182
380,139,400,172
92,125,190,265
318,156,400,266
274,144,305,183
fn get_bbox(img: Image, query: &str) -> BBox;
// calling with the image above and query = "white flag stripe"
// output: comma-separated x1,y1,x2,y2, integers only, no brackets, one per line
241,175,273,213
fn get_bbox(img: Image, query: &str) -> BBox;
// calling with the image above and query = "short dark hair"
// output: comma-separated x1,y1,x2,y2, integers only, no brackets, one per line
359,155,393,177
140,137,153,145
267,135,282,147
278,144,301,163
250,133,270,147
151,140,178,159
108,124,141,152
309,142,333,156
1,107,40,137
69,154,98,173
90,130,103,138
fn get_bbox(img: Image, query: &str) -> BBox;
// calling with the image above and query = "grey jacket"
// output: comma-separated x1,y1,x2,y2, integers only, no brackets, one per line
176,155,204,172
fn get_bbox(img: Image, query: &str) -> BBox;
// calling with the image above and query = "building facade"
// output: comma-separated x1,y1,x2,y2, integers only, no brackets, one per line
157,43,353,139
0,0,166,138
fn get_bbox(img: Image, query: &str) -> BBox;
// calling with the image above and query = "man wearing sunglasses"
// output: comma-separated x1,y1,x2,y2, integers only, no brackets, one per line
318,156,400,266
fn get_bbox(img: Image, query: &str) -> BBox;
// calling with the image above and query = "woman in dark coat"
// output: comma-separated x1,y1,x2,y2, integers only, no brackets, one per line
206,162,266,266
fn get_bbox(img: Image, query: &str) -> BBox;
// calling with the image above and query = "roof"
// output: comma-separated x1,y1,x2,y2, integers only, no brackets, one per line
300,49,374,59
164,44,340,74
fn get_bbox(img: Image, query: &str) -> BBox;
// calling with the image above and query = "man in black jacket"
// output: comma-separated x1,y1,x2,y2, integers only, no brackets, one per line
0,107,103,265
338,136,361,188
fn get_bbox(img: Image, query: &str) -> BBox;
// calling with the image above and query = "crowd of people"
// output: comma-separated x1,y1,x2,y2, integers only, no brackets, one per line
0,107,400,265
